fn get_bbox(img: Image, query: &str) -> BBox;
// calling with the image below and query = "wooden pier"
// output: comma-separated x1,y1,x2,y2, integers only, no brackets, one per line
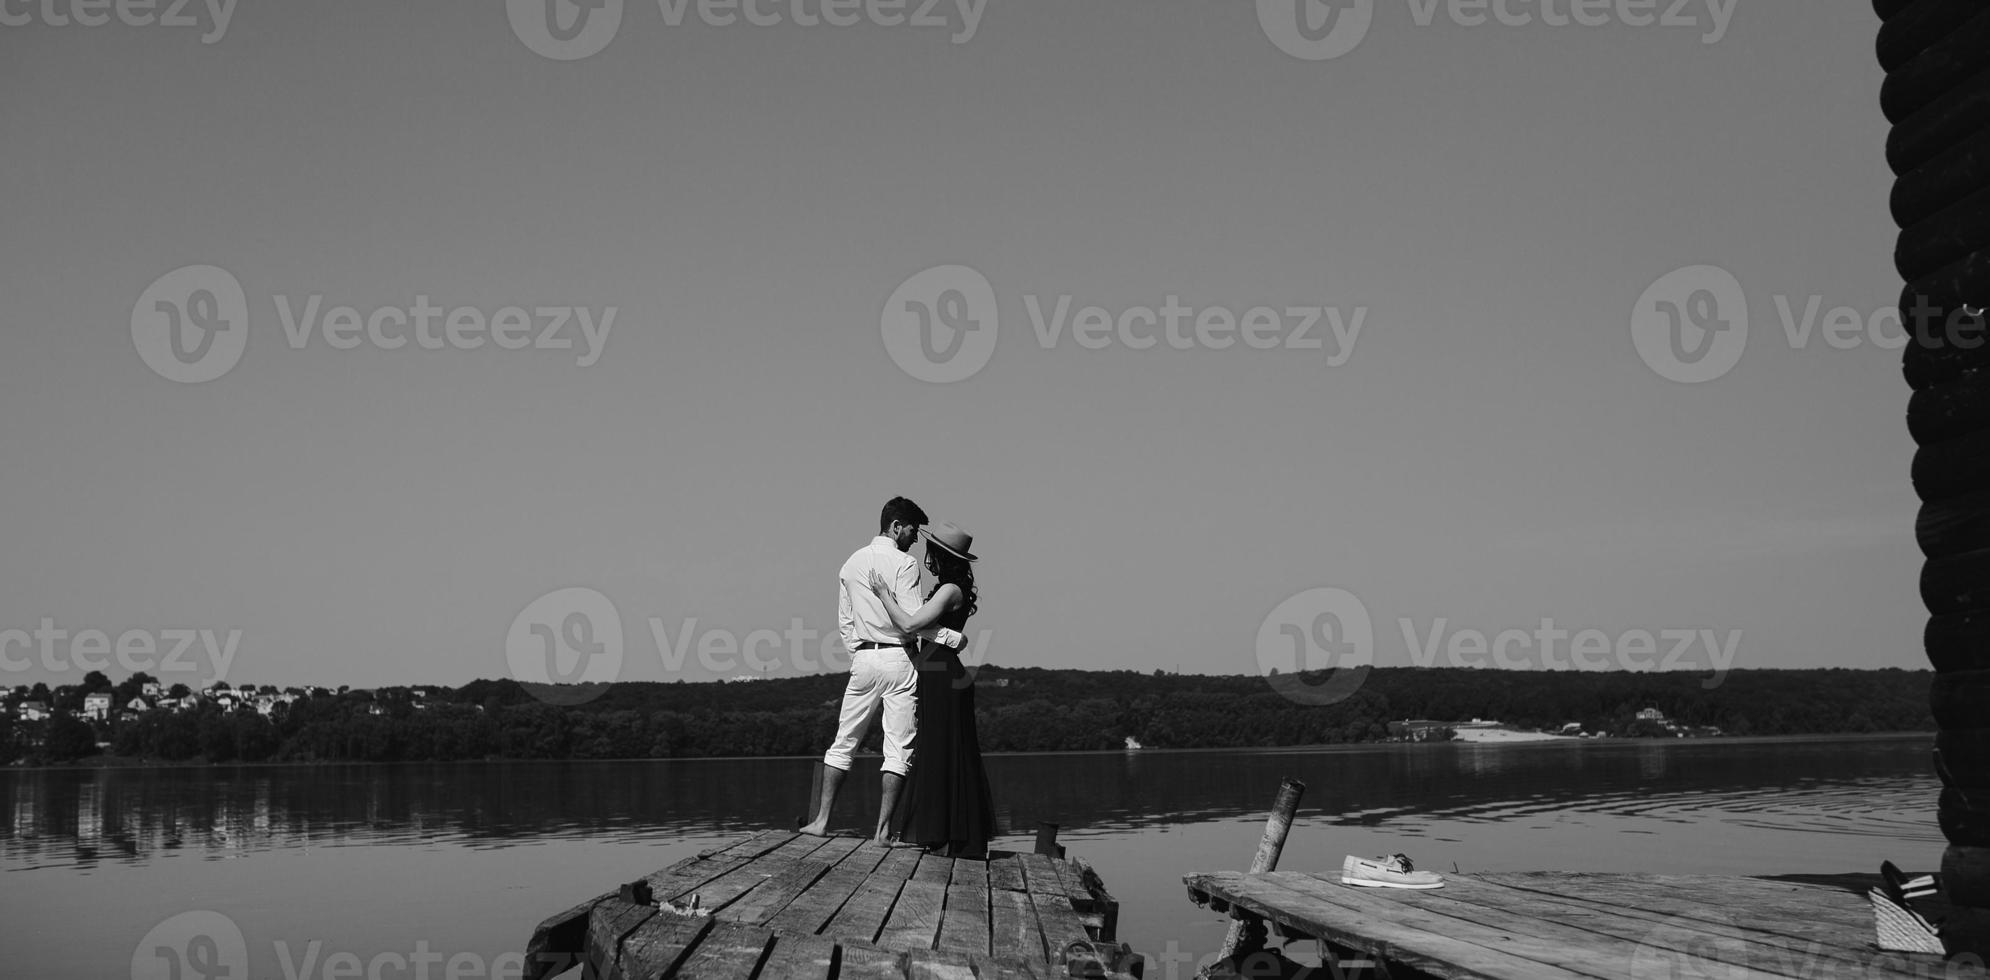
525,830,1137,980
1185,869,1976,980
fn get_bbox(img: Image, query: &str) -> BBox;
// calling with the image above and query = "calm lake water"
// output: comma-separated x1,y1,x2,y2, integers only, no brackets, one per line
0,734,1946,979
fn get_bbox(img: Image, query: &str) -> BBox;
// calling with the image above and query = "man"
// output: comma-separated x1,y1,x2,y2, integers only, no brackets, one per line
800,496,964,840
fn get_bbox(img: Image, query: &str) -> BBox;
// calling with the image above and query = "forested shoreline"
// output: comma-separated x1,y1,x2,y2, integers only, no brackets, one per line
2,666,1934,766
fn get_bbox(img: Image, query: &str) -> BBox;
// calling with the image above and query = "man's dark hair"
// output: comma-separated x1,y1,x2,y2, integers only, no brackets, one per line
879,496,928,533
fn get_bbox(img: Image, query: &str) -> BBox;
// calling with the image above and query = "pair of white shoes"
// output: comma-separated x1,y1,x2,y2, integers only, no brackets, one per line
1340,853,1444,890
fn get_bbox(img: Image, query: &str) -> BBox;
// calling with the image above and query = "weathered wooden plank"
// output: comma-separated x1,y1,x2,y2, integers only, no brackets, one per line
1016,855,1071,906
823,876,907,946
989,888,1048,964
723,843,858,926
527,832,792,980
705,829,796,859
986,854,1027,893
618,909,713,980
907,948,979,980
681,835,837,912
587,902,659,980
936,878,992,958
1484,873,1875,939
649,835,803,906
756,933,838,980
1047,859,1092,912
878,880,949,952
765,842,894,936
1272,873,1753,980
950,859,990,891
1183,872,1619,980
913,853,956,887
838,944,908,980
1023,890,1091,959
970,956,1041,980
1450,874,1922,978
672,918,774,980
873,845,926,883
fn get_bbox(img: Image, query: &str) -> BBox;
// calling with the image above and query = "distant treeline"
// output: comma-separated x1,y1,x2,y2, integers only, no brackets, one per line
1,666,1934,765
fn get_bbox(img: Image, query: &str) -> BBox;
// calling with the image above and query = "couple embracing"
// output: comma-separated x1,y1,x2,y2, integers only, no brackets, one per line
798,497,996,857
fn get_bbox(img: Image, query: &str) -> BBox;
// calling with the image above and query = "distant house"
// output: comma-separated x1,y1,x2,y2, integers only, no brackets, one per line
125,697,152,713
82,693,113,720
1558,722,1584,735
17,701,49,721
1636,707,1666,722
140,682,163,698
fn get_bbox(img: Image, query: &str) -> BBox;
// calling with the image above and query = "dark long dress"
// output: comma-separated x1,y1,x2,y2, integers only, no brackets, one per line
896,605,996,854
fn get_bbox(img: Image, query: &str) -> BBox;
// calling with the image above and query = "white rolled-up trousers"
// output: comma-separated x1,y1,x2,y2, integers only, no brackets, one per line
823,647,918,777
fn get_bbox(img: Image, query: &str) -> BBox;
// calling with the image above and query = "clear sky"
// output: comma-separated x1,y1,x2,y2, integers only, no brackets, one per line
0,1,1919,692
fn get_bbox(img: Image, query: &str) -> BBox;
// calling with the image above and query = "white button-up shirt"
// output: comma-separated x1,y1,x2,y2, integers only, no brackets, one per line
838,535,929,652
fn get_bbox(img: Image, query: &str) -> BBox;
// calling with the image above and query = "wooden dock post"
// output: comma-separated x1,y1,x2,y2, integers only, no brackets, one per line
1036,821,1065,859
1211,778,1305,971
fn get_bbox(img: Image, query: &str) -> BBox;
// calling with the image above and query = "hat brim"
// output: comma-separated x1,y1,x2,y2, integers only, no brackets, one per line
921,529,977,563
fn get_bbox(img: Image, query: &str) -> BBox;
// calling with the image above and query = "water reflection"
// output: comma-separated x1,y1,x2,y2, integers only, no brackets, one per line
0,735,1940,872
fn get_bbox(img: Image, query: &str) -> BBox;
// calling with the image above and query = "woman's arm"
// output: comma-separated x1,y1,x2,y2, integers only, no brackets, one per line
869,578,960,632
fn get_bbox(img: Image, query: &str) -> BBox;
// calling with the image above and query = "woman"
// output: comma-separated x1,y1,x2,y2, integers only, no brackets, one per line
868,520,996,856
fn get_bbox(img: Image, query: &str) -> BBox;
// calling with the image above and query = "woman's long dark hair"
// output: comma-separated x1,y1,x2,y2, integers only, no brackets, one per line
926,547,978,620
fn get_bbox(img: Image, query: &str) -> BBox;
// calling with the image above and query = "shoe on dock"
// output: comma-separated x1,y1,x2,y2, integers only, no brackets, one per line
1340,853,1444,890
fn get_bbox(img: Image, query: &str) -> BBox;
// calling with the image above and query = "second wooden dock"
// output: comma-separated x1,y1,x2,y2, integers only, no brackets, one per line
1184,868,1971,980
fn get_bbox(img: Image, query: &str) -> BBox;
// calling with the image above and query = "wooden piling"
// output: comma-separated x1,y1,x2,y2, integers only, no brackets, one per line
1211,778,1305,969
1035,821,1064,859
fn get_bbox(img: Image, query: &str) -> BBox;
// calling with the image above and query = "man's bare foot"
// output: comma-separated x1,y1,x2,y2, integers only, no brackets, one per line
798,817,831,837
